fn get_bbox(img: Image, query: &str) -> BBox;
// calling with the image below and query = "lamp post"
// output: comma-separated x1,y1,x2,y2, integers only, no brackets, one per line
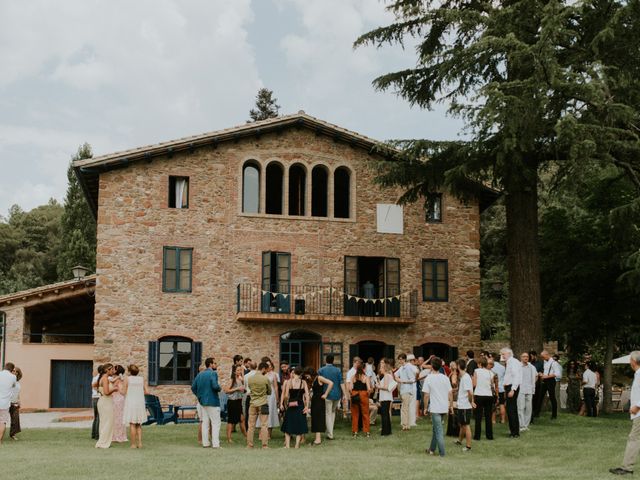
72,265,89,280
0,311,6,369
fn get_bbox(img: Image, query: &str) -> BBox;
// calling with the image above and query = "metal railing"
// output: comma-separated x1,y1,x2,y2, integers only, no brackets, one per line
237,283,418,318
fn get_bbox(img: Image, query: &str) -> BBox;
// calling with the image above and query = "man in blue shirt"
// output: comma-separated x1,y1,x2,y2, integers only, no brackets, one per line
318,354,345,440
191,357,222,448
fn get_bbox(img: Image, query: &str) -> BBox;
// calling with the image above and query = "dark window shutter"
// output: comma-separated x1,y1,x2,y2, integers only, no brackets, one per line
383,344,395,360
192,341,202,380
148,341,159,386
349,344,358,367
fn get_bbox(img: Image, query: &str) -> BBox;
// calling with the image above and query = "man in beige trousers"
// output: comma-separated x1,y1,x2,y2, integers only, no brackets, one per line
611,351,640,476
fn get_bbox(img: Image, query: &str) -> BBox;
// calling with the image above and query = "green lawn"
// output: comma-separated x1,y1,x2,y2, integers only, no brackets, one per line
4,413,631,480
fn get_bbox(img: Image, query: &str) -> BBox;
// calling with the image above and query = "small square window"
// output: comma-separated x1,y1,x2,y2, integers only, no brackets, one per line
169,176,189,208
426,193,443,223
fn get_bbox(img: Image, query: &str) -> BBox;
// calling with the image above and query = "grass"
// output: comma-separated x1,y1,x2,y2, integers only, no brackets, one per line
3,413,632,480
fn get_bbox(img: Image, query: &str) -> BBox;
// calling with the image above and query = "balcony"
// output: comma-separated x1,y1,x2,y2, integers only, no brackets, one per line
236,283,418,325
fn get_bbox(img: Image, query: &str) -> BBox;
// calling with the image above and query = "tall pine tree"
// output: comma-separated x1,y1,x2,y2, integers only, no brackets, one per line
248,88,280,122
57,143,96,279
356,0,640,353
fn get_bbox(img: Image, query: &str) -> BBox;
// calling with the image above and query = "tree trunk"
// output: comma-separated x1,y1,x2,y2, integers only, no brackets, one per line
506,179,543,354
602,331,614,414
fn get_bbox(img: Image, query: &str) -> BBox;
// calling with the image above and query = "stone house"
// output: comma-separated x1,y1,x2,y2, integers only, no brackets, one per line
0,112,492,408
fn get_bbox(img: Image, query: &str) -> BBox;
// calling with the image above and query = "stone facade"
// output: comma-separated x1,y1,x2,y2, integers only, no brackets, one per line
92,124,481,404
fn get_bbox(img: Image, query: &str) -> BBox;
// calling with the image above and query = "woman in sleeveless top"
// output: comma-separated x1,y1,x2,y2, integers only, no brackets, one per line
348,364,372,437
305,367,334,445
376,362,396,436
224,364,247,443
111,365,127,443
122,364,149,448
446,361,460,437
95,363,116,449
473,357,495,440
280,367,309,448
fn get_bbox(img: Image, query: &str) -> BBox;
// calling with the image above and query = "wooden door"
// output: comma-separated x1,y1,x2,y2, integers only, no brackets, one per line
50,360,92,408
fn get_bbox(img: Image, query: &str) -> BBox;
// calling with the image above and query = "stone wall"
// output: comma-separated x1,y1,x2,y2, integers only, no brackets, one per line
94,127,481,405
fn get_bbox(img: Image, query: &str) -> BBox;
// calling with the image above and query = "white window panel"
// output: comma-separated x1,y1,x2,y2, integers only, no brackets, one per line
376,204,404,234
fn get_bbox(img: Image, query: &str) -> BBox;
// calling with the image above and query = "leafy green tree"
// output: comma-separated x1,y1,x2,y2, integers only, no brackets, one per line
0,200,63,294
57,143,96,279
248,88,280,122
540,164,640,412
356,0,640,352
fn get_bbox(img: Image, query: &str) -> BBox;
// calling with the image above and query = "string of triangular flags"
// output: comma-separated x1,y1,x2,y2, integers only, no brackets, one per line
248,285,409,303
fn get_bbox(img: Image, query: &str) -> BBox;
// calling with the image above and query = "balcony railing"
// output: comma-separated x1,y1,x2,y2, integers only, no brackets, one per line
237,283,418,319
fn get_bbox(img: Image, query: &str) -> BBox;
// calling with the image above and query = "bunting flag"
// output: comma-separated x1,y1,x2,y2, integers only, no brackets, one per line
256,287,410,303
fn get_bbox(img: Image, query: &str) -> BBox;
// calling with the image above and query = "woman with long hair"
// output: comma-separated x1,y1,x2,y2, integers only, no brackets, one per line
472,356,495,440
224,364,247,443
376,361,396,436
121,364,148,448
446,360,460,437
111,365,127,443
280,366,309,448
95,363,116,449
305,367,334,445
348,363,372,438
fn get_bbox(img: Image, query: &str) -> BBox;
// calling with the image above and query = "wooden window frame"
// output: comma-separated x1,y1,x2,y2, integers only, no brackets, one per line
163,247,193,293
425,193,443,223
168,176,190,209
422,259,449,302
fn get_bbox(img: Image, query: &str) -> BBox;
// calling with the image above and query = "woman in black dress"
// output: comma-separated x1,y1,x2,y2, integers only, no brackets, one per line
304,367,334,445
224,364,246,443
280,366,310,448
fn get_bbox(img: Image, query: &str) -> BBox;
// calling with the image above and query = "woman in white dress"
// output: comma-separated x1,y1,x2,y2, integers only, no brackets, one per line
121,364,149,449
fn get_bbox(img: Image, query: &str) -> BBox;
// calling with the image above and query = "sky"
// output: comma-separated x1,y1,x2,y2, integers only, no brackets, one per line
0,0,463,216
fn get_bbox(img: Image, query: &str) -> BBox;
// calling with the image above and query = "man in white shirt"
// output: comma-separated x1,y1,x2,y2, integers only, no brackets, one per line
610,351,640,476
91,365,103,440
500,347,522,438
422,357,452,457
540,350,561,419
517,352,537,431
395,353,418,431
455,359,475,452
582,361,598,417
0,362,17,445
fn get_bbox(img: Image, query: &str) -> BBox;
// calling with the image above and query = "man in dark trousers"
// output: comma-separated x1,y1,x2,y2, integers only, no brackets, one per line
538,350,561,419
500,347,522,438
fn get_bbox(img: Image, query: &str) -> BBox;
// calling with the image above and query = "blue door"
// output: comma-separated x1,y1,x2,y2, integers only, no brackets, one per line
50,360,93,408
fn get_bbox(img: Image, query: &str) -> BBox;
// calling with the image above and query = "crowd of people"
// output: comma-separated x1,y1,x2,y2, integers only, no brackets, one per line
0,347,638,476
91,363,149,449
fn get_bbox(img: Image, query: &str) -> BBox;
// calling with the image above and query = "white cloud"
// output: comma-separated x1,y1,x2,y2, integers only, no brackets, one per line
0,0,261,213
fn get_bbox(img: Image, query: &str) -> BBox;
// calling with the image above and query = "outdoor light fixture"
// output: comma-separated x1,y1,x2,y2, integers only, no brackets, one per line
72,265,89,280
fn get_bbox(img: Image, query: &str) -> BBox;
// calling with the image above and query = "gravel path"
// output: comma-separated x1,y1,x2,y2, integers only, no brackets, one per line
19,411,93,429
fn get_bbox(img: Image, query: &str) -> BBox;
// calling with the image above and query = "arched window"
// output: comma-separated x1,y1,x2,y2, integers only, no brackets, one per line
334,167,351,218
148,336,202,386
288,164,306,216
242,161,260,213
311,165,328,217
266,162,284,215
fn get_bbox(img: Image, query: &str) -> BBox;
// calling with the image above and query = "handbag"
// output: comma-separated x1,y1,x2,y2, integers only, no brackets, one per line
350,393,360,405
